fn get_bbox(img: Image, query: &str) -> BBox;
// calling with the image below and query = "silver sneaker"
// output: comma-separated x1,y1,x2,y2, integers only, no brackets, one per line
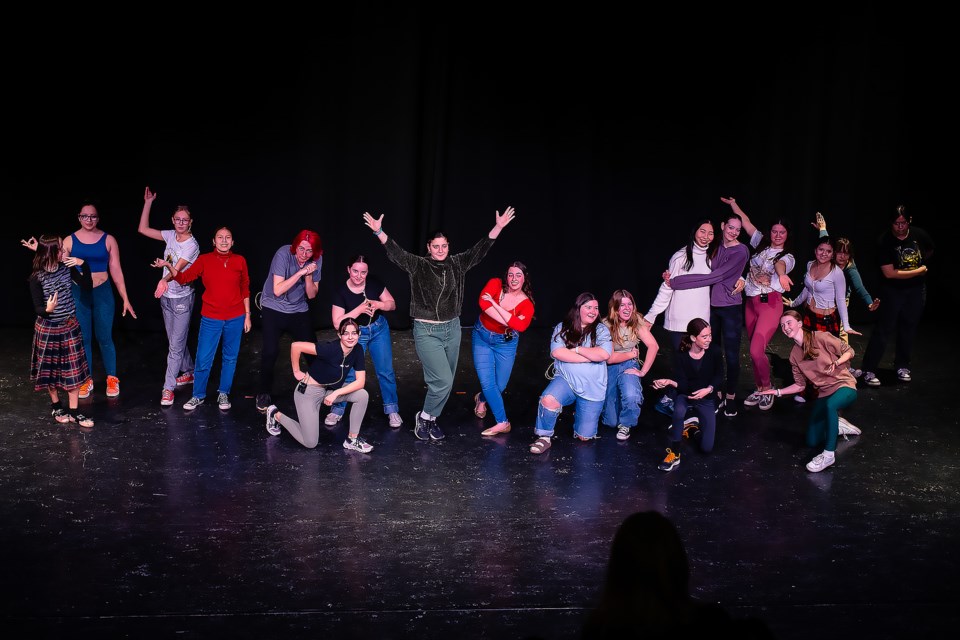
897,368,912,382
325,412,343,426
217,392,231,410
388,413,403,428
863,372,881,387
183,396,204,411
265,405,281,436
343,436,373,453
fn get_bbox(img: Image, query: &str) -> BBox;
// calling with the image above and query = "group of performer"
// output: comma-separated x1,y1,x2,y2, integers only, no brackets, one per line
24,190,933,473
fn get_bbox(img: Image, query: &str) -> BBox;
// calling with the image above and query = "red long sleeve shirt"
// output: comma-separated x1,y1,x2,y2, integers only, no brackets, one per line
172,251,250,320
477,277,534,334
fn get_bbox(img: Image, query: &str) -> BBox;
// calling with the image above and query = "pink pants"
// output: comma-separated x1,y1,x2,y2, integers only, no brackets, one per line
745,292,783,389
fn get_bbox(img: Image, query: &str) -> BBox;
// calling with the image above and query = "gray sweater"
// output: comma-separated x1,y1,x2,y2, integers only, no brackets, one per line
384,236,495,321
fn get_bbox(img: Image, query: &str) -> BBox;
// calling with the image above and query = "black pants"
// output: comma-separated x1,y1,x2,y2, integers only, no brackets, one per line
259,307,315,394
862,283,925,373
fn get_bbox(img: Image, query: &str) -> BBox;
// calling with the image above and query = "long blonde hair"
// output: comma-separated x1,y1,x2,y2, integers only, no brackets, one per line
604,289,644,348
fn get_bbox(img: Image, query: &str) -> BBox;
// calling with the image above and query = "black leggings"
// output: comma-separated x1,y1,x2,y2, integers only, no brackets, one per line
260,307,315,394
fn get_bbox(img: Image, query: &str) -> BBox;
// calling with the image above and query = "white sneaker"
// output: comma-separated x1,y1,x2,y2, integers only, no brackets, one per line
217,392,231,410
838,416,861,436
806,452,835,472
897,368,912,382
265,405,281,436
794,395,806,404
388,413,403,428
758,393,775,411
616,426,631,441
183,396,204,411
325,412,342,426
863,371,881,387
343,436,373,453
743,391,763,407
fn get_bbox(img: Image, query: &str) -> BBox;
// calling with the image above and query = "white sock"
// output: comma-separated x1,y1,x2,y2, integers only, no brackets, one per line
822,450,835,460
420,411,433,421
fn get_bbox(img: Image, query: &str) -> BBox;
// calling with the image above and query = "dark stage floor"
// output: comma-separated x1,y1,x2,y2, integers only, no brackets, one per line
0,320,956,640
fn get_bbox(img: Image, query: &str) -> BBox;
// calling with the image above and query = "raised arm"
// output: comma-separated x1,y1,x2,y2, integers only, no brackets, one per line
363,212,389,245
488,206,516,240
137,186,164,241
721,196,757,238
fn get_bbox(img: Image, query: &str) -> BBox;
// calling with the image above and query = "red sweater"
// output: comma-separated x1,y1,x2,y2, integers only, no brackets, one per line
477,278,534,333
172,251,250,320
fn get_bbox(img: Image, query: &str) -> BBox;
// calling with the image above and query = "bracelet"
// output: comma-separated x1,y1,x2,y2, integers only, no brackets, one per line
575,346,580,355
776,388,782,397
373,229,384,236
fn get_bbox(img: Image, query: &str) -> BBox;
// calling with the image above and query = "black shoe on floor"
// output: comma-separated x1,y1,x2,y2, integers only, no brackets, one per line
414,413,431,441
428,421,445,441
256,393,272,413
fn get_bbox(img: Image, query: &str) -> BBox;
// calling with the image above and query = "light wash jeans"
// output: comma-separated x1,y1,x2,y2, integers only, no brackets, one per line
534,376,603,440
331,314,400,416
601,359,644,429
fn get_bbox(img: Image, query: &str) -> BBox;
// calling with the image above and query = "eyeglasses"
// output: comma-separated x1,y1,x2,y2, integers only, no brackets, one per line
79,214,99,221
296,247,313,255
503,328,515,342
172,218,191,224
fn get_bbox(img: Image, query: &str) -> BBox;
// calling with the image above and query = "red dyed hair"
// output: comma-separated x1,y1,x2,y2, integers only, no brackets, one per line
290,229,323,256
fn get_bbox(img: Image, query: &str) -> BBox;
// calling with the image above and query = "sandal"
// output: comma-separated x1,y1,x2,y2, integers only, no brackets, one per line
72,413,94,428
481,422,511,436
473,393,487,419
529,436,551,454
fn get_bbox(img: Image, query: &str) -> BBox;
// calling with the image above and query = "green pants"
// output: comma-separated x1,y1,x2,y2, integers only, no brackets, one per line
412,317,461,416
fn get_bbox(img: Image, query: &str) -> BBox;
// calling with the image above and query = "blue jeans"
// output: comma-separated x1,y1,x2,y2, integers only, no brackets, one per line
808,387,857,452
412,318,461,417
160,293,195,391
72,281,117,377
193,313,245,399
601,359,644,429
331,315,400,416
534,376,603,440
471,323,520,424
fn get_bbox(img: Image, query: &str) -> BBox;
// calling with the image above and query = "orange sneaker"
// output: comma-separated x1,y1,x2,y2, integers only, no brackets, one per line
106,375,120,398
78,379,94,399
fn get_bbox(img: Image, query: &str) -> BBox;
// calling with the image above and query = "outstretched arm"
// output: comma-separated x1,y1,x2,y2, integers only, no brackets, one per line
137,186,164,241
488,206,515,240
363,212,389,245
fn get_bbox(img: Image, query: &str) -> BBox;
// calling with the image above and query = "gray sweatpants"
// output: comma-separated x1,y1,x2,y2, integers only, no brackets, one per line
276,383,369,448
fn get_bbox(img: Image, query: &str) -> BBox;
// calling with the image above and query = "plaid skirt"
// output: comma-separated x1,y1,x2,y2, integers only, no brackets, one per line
801,307,841,337
31,316,90,391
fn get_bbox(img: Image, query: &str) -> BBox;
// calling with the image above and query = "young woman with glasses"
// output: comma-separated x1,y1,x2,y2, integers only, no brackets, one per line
137,187,201,406
61,200,137,399
254,230,323,412
471,261,535,437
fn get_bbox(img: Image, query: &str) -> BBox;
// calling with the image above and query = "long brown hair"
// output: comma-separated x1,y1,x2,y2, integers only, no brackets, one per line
30,235,62,280
782,309,820,359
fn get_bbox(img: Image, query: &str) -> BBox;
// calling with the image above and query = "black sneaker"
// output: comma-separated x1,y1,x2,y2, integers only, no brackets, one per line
715,396,725,415
428,420,445,441
414,413,431,441
723,397,738,418
256,393,272,412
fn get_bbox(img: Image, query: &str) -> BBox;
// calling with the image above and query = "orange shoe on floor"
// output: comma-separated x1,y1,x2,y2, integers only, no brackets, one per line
78,379,94,399
106,375,120,398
